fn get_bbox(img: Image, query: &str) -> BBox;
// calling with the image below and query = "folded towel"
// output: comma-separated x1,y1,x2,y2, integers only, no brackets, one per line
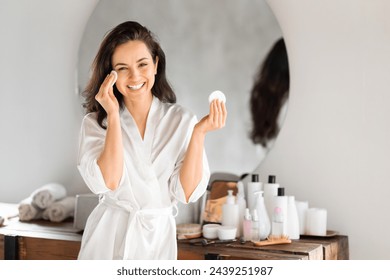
18,197,43,221
42,196,76,222
32,182,67,209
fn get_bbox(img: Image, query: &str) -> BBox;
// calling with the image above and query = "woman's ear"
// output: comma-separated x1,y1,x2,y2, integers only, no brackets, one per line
154,56,159,75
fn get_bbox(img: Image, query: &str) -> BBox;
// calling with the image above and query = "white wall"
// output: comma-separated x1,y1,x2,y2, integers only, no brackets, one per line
256,0,390,259
0,0,99,202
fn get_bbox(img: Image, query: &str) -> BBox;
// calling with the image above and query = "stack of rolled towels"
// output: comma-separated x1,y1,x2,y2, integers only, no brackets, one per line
18,182,76,223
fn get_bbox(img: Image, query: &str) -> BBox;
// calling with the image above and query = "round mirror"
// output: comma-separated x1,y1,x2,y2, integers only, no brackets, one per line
78,0,282,177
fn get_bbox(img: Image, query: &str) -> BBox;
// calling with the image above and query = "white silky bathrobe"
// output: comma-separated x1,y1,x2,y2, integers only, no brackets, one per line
77,96,210,260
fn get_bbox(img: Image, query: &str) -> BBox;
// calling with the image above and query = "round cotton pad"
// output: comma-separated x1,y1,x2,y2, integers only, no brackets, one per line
208,90,226,103
110,70,118,86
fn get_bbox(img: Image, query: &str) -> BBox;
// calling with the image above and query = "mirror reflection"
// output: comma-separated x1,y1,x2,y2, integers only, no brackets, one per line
249,38,289,150
78,0,283,176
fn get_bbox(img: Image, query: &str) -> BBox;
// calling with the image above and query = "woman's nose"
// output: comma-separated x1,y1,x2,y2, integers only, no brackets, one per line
127,68,139,79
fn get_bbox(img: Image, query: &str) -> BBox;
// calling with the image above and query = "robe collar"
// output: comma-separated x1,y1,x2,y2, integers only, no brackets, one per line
121,95,161,159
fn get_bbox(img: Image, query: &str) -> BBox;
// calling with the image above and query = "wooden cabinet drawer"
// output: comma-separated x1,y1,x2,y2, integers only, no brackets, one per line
18,236,80,260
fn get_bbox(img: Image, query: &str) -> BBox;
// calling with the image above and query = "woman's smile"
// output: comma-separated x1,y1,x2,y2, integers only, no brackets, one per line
127,82,145,90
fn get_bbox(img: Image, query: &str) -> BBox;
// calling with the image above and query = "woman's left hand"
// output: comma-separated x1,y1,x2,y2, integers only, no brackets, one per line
195,100,227,135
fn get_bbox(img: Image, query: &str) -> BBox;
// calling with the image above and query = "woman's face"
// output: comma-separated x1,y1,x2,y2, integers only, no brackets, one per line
111,40,158,99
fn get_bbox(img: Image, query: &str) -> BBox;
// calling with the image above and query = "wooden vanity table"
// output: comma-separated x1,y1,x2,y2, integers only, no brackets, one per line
177,235,349,260
0,203,348,260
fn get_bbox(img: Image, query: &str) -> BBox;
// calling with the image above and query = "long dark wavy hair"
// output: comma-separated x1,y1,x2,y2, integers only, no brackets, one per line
250,38,289,147
82,21,176,129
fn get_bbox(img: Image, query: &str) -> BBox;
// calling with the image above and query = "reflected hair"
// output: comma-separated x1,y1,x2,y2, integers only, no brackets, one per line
82,21,176,129
250,38,289,147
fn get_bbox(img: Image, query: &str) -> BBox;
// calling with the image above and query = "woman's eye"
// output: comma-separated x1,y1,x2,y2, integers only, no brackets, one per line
139,63,148,67
117,67,127,71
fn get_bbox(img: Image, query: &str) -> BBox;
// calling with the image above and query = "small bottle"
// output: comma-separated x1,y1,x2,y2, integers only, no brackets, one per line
236,181,247,238
286,196,300,239
247,174,262,211
242,208,252,241
221,190,239,237
271,206,284,237
295,200,309,235
251,209,260,242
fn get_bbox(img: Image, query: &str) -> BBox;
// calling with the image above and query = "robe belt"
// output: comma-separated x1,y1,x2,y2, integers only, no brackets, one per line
100,195,178,226
99,195,178,259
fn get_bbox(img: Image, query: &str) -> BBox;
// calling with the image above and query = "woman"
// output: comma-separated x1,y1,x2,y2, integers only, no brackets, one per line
77,21,226,259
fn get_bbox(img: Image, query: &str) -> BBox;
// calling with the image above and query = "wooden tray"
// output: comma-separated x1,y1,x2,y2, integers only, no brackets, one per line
300,230,338,238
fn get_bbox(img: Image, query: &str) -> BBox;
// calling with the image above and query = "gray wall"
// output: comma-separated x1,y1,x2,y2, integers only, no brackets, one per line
0,0,97,203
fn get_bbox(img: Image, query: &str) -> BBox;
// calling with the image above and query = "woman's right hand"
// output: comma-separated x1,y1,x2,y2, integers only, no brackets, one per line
95,71,119,116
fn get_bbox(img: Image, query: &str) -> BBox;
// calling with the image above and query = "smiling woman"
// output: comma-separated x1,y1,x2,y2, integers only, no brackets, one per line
78,0,283,178
76,20,230,259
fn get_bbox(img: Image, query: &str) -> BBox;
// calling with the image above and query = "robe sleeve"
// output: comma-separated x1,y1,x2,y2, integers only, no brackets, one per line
77,114,126,195
169,115,210,204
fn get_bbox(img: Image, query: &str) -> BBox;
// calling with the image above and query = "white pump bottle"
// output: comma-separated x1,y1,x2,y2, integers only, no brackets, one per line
254,191,271,240
221,190,240,237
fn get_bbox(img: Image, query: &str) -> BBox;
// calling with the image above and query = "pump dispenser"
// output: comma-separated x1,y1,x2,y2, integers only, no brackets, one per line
254,191,271,240
221,190,239,237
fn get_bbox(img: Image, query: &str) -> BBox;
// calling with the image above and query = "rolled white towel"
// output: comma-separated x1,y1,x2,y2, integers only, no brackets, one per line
42,196,76,222
32,182,67,209
18,197,43,221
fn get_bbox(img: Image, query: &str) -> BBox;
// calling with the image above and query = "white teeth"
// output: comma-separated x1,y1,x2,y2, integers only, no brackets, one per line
127,83,144,90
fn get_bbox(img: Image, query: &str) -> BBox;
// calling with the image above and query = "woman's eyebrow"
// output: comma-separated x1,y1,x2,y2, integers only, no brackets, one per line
113,58,149,68
113,63,127,68
136,57,149,62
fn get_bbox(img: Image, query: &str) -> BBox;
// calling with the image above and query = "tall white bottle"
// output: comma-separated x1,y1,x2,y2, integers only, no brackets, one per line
254,191,271,240
271,187,288,235
295,200,309,235
247,174,262,211
286,196,300,239
236,181,247,238
263,175,279,222
221,190,240,237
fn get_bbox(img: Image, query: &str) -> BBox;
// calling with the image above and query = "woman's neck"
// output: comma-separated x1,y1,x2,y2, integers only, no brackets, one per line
124,94,153,139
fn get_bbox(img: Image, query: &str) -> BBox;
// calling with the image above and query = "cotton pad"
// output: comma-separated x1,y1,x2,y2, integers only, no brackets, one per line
208,90,226,103
110,70,118,86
